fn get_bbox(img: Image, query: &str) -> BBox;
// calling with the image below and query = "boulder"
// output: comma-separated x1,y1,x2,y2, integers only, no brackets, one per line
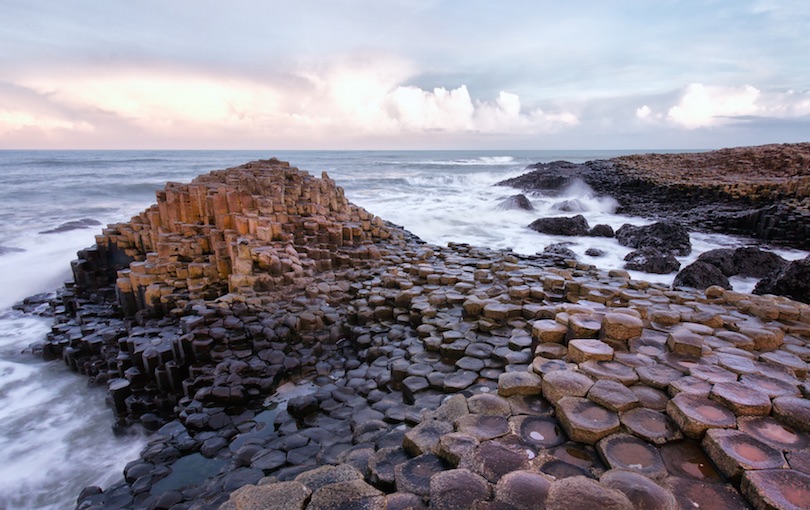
753,255,810,304
673,261,731,290
731,246,787,278
553,199,587,212
497,194,534,211
528,215,590,236
615,221,691,256
696,249,736,276
543,243,578,259
623,249,680,274
588,224,615,237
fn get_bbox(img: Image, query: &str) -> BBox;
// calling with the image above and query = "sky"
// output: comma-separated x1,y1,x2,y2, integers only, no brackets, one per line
1,0,809,150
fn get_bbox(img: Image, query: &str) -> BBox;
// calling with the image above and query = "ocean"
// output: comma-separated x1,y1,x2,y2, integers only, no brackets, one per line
0,149,807,509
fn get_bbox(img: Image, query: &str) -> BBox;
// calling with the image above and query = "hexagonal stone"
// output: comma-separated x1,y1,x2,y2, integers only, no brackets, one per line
443,370,478,393
497,371,542,397
545,476,633,510
668,375,712,398
437,432,479,467
494,470,552,509
542,370,594,404
738,416,810,452
231,481,312,510
760,350,809,379
459,439,532,483
295,464,364,492
709,381,772,416
629,385,669,411
507,394,554,417
579,360,638,386
701,428,788,482
531,356,575,377
429,468,491,510
368,447,409,490
383,492,425,510
660,440,724,482
596,433,667,478
717,353,758,375
688,364,737,384
773,396,810,433
556,397,620,445
467,393,512,416
402,376,430,404
741,469,810,510
600,469,676,510
665,477,750,510
620,407,682,444
666,331,704,356
600,313,644,343
666,393,736,439
738,326,783,351
403,419,454,456
532,320,568,344
568,314,603,339
587,379,639,412
455,414,510,441
510,415,566,449
308,479,384,510
394,454,445,497
568,339,614,363
535,342,568,360
740,373,801,398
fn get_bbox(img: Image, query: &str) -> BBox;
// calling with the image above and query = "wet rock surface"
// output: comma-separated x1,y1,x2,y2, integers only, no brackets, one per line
15,158,810,510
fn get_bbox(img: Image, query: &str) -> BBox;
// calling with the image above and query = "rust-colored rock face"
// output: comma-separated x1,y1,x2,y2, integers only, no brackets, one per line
73,159,399,316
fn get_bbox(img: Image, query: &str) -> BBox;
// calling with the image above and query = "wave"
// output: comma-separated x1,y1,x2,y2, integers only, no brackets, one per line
419,156,517,166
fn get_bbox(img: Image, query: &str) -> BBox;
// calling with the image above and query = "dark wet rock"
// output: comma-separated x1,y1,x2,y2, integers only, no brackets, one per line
394,454,446,498
511,415,566,449
543,243,578,260
368,447,408,490
623,249,680,274
596,433,667,479
495,161,583,194
497,194,534,211
732,246,788,278
545,475,633,510
737,416,810,452
673,261,731,290
615,221,691,256
528,215,589,236
660,440,724,482
429,468,491,510
600,469,677,510
697,249,737,276
288,394,319,420
754,255,810,304
588,224,614,238
494,470,552,509
39,218,102,234
585,248,607,257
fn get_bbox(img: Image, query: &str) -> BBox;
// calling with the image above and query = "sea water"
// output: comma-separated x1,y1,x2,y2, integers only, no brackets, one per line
0,149,806,509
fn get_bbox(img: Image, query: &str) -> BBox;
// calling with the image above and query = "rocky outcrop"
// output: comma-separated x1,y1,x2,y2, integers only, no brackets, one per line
496,194,534,211
498,143,810,249
24,159,810,510
754,255,810,304
528,215,590,236
674,246,789,292
614,221,691,256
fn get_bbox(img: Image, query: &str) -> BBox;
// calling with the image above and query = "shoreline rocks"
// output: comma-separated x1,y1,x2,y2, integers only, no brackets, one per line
19,158,810,510
497,142,810,250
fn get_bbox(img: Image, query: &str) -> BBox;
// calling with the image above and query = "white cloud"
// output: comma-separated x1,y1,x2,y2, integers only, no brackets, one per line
635,104,651,119
667,83,760,128
0,109,93,134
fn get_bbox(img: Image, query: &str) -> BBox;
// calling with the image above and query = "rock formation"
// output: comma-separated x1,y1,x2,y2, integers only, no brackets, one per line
25,159,810,510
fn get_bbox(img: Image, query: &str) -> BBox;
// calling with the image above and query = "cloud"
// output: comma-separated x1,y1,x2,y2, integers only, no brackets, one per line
635,83,810,129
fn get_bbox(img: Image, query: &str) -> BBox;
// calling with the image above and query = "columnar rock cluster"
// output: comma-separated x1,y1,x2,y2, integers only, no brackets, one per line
39,161,810,510
71,159,394,318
